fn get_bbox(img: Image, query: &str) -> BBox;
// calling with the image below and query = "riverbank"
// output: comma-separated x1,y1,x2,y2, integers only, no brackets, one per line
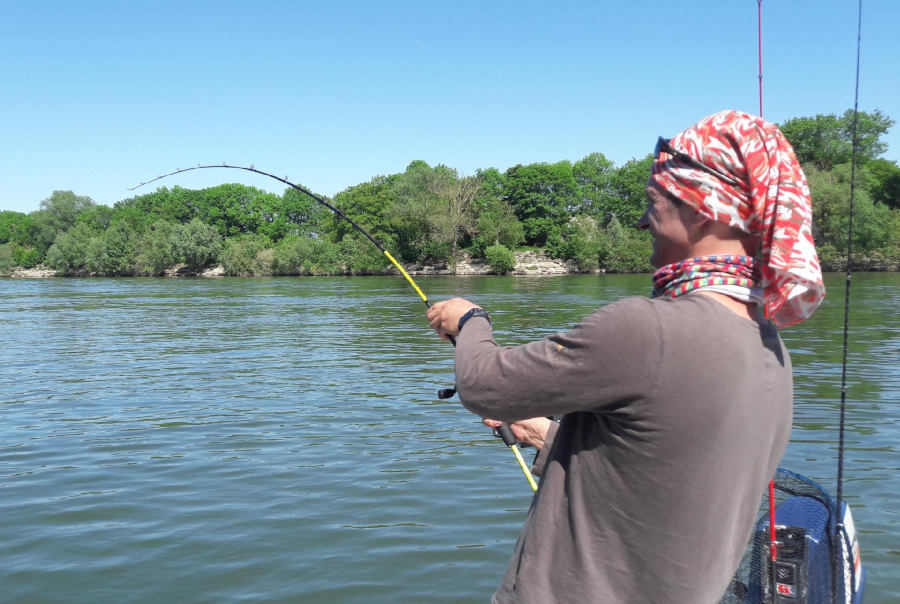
7,250,897,278
6,250,580,278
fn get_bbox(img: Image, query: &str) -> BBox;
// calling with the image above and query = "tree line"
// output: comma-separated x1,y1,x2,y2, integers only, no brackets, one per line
1,109,898,277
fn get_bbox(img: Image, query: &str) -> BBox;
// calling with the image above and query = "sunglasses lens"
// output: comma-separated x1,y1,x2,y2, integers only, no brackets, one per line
654,137,666,158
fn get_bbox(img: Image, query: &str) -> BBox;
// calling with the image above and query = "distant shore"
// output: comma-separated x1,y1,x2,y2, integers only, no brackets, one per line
6,249,896,278
5,250,583,278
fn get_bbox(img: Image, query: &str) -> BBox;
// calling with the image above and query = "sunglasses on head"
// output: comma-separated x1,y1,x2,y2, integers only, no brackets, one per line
654,137,740,186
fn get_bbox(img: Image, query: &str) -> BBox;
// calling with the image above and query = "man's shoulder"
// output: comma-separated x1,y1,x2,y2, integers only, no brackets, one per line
580,296,660,336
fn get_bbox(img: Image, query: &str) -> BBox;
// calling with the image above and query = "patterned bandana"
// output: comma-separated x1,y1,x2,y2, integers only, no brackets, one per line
652,255,764,306
649,109,825,328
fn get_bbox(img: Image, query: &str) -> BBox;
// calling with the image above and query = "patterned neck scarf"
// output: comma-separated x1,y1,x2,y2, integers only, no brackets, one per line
652,255,764,307
649,110,825,328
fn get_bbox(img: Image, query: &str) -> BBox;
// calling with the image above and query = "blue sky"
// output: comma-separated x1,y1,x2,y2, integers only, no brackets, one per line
2,0,897,214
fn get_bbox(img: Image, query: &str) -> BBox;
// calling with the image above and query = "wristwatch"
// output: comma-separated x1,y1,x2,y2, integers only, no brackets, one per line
457,308,492,333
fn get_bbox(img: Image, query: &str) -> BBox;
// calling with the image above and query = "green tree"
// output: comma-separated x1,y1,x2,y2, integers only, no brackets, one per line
806,164,894,266
0,211,43,267
503,161,577,248
0,211,33,245
29,191,96,253
45,222,96,274
338,232,391,275
273,235,344,276
134,220,178,275
86,220,136,275
220,235,273,276
38,190,96,233
563,215,602,272
173,219,223,270
470,198,525,258
330,175,398,250
388,161,476,263
0,244,13,274
572,152,615,216
604,155,653,227
866,158,900,209
780,109,894,170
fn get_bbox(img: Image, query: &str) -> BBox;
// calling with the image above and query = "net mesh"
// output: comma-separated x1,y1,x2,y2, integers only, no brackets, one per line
719,469,845,603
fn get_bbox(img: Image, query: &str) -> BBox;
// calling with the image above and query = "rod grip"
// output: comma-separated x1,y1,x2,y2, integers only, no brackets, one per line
496,423,517,447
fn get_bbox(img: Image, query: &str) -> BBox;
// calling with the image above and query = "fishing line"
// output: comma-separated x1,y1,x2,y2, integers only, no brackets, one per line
130,163,538,492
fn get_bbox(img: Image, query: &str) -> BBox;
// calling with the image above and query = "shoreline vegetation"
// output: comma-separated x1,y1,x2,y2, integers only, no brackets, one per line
2,110,898,279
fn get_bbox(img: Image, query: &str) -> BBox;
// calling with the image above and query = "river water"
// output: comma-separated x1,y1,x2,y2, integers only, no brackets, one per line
1,274,897,602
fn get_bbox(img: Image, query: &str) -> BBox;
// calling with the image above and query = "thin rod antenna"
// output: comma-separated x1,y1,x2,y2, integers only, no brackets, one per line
833,0,863,600
758,0,764,116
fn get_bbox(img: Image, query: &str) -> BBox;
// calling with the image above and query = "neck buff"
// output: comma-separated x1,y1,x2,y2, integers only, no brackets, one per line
649,110,825,328
652,255,764,307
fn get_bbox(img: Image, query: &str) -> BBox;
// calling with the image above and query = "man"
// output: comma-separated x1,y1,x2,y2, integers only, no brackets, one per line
426,110,825,603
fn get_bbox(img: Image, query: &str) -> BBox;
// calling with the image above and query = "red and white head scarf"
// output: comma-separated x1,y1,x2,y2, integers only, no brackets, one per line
649,109,825,327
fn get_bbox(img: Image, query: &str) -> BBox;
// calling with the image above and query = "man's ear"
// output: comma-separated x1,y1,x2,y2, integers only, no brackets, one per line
683,206,712,242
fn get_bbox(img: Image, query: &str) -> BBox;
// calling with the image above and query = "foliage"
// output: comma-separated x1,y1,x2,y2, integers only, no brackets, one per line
780,109,894,170
598,216,653,273
39,190,96,235
572,152,615,216
805,164,896,266
563,215,602,272
6,107,897,276
272,235,344,276
470,197,525,258
89,220,137,275
220,235,273,276
339,233,391,275
866,159,900,209
484,244,516,275
134,221,178,275
11,244,42,268
0,244,13,274
603,155,654,227
0,211,33,245
173,219,223,270
503,160,577,247
45,223,96,274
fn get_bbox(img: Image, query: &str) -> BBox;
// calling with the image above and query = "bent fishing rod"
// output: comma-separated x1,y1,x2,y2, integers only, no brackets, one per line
130,163,538,492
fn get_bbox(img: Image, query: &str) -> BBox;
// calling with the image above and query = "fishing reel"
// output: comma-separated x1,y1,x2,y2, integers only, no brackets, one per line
437,386,457,399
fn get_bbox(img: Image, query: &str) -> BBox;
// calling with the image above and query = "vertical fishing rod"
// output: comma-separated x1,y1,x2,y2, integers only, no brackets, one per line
129,164,538,492
756,5,781,598
833,1,863,600
757,0,764,119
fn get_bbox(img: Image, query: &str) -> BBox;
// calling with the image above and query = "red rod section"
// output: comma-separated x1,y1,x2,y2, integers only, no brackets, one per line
758,0,764,116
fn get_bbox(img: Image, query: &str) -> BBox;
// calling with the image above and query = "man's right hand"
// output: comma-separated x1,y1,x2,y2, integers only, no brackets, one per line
482,417,553,450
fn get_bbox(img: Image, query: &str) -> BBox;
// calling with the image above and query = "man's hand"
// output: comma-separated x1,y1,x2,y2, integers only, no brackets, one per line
482,417,553,450
426,297,480,341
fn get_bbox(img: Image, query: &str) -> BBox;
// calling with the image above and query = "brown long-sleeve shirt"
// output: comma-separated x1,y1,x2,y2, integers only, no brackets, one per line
454,294,792,603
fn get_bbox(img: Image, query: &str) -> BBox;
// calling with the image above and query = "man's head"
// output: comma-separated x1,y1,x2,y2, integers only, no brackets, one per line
638,180,759,268
641,109,825,327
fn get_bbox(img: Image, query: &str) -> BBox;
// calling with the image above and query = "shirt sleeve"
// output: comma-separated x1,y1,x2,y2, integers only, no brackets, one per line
453,297,662,422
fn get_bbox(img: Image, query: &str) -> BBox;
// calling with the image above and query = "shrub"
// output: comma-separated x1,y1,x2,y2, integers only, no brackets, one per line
11,244,42,268
339,234,390,275
134,221,177,275
45,223,95,274
598,216,652,273
484,243,516,274
174,219,223,270
0,244,13,274
221,235,272,276
564,215,601,272
273,235,345,275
